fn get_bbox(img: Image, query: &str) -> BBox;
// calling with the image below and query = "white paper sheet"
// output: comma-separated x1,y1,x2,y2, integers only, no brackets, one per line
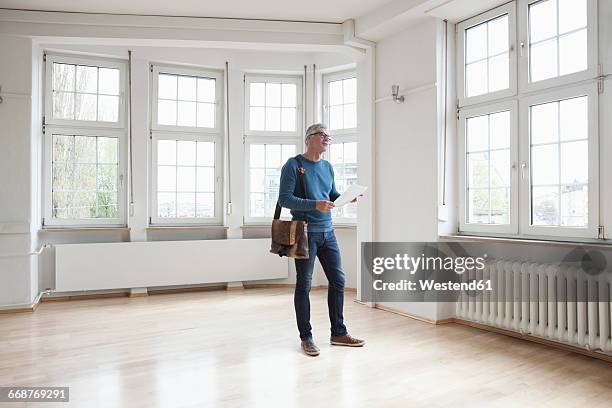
333,184,368,207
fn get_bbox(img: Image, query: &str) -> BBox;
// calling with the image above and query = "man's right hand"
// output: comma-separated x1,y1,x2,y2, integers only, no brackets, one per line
315,200,335,212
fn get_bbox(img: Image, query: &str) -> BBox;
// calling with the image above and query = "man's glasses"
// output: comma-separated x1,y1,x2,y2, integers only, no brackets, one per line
312,132,332,141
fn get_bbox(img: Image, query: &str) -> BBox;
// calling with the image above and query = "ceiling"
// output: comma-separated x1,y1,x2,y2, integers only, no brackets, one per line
0,0,395,23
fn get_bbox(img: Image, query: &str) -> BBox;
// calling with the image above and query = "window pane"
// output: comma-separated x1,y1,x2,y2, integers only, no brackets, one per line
197,103,215,128
532,186,559,225
281,84,296,108
158,100,177,125
558,0,587,35
265,107,281,131
488,53,509,92
250,168,265,193
530,38,558,82
343,103,357,129
98,137,118,164
53,92,74,120
469,189,489,223
158,74,177,99
465,60,488,97
53,135,74,163
344,142,357,163
76,65,97,93
196,167,215,192
71,192,97,218
177,141,196,166
531,144,559,185
97,192,118,218
75,94,97,121
53,63,75,92
529,0,557,43
98,95,119,122
330,143,343,164
467,115,488,152
98,68,120,95
281,108,296,132
158,140,176,165
265,83,281,107
490,150,510,187
177,193,196,218
329,80,343,106
468,152,489,188
488,15,508,56
197,78,216,103
250,83,265,106
329,105,343,130
466,23,487,63
343,78,357,104
177,101,196,127
250,144,265,168
489,111,510,149
560,141,588,184
196,193,214,218
197,142,215,166
158,192,176,218
74,136,96,163
560,185,587,226
73,164,97,190
157,166,176,191
249,107,265,131
98,164,117,191
281,145,296,163
490,188,510,224
178,76,196,101
177,167,196,192
265,144,281,168
52,162,73,190
531,102,558,144
559,29,587,76
250,193,265,217
560,96,588,142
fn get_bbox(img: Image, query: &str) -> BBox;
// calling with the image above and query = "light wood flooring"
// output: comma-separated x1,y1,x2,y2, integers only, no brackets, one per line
1,287,612,407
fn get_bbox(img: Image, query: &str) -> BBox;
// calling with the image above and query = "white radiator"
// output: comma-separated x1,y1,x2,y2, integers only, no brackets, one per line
457,260,612,354
55,238,288,292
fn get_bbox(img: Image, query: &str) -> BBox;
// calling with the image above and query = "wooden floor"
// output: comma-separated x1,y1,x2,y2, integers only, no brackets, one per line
2,288,612,408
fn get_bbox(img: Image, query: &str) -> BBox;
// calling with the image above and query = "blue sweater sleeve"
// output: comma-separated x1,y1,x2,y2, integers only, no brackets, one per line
329,164,341,202
278,159,317,211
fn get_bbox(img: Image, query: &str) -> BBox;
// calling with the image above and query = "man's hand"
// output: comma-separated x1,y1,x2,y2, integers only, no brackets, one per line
315,200,335,212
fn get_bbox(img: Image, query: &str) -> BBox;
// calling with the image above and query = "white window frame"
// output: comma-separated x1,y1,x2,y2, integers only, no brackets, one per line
149,64,224,226
519,83,599,238
457,2,518,107
517,0,599,93
459,101,519,234
150,65,223,134
44,53,127,130
244,75,303,138
43,54,128,227
323,70,358,225
243,137,301,225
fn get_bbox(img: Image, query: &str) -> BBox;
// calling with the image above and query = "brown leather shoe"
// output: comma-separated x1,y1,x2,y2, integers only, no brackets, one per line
301,339,320,356
330,334,365,347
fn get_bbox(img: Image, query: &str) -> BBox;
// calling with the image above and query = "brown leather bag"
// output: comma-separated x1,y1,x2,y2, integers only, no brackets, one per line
270,156,309,259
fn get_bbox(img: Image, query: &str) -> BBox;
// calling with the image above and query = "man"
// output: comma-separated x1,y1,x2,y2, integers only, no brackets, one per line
278,123,365,357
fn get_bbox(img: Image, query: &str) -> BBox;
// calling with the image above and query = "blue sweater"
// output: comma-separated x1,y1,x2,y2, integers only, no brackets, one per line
278,154,340,233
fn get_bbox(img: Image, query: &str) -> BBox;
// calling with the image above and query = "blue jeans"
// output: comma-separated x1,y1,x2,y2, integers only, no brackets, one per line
294,230,348,341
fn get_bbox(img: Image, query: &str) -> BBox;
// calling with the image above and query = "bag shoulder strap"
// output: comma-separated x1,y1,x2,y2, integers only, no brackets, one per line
274,155,308,220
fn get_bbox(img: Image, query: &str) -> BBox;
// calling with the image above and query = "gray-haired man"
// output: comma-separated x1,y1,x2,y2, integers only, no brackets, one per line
278,123,365,356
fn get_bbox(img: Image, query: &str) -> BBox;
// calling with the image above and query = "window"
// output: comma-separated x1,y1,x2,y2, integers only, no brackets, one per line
150,65,224,225
245,76,302,135
518,0,597,91
324,71,358,223
457,2,517,105
43,54,127,227
457,1,599,239
244,75,302,223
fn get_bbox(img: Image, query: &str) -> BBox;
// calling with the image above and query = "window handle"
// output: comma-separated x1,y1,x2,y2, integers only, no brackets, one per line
119,174,124,189
521,162,528,180
520,41,525,57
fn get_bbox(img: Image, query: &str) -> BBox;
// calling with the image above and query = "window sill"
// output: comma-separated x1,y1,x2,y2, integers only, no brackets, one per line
147,225,229,230
40,226,130,232
241,223,357,229
439,234,612,249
